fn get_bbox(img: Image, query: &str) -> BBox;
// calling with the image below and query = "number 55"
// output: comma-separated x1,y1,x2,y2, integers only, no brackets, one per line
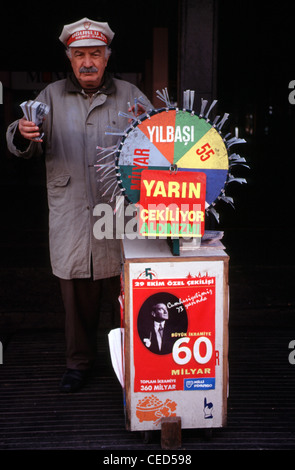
196,142,215,161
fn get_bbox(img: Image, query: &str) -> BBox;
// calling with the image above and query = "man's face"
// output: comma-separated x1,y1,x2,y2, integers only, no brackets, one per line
152,303,169,321
69,46,109,88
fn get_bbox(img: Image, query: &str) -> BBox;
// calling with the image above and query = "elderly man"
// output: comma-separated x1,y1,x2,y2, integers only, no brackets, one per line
6,17,152,392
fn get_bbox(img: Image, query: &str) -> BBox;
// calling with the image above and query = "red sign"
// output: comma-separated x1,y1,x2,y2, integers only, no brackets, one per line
138,169,206,238
132,276,216,392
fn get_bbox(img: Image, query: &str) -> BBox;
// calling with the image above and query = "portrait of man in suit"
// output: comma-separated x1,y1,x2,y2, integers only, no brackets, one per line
137,292,188,355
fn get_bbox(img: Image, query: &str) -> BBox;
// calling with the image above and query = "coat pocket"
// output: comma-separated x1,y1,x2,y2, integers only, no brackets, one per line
47,174,71,189
47,174,71,212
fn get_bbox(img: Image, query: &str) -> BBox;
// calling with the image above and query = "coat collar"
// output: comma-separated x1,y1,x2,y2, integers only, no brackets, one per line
65,72,116,95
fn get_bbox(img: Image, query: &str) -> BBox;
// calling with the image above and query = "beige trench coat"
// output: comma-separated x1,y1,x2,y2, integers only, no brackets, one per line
6,74,152,280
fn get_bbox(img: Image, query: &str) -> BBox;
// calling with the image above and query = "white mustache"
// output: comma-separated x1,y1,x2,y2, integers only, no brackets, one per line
79,66,98,73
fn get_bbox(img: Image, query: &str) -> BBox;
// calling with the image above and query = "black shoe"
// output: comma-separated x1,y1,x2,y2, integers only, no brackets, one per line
59,368,90,393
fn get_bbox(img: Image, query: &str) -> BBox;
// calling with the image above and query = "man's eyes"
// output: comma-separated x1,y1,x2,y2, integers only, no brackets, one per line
75,53,101,58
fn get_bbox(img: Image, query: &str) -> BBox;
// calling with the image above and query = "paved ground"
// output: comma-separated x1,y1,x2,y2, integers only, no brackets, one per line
0,324,294,453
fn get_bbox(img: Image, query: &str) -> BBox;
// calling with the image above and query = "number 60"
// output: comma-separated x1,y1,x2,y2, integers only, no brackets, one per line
172,336,213,365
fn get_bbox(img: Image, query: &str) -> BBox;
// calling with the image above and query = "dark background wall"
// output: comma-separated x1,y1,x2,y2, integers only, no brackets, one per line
217,0,295,266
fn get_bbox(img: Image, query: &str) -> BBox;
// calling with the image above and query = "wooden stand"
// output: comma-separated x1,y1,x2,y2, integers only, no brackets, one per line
121,237,229,443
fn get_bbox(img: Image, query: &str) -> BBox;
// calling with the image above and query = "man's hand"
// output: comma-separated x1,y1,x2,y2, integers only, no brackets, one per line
128,103,146,118
18,117,43,142
127,103,146,124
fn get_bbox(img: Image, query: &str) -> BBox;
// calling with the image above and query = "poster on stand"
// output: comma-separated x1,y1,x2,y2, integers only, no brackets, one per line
126,259,227,430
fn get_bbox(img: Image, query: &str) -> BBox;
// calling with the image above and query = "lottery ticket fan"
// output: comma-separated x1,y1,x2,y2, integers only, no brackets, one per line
20,100,50,141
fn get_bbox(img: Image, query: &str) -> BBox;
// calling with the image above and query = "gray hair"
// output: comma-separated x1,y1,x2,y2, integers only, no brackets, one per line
66,46,112,59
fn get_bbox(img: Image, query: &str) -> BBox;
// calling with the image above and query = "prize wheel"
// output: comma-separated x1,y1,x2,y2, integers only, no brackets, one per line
115,108,230,208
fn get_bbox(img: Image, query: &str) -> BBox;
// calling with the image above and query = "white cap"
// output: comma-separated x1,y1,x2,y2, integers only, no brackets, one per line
59,17,115,48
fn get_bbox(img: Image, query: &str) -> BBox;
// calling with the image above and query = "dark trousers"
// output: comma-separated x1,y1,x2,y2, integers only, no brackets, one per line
59,275,120,370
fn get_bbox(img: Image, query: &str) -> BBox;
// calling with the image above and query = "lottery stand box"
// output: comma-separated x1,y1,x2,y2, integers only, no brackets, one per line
121,237,229,432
